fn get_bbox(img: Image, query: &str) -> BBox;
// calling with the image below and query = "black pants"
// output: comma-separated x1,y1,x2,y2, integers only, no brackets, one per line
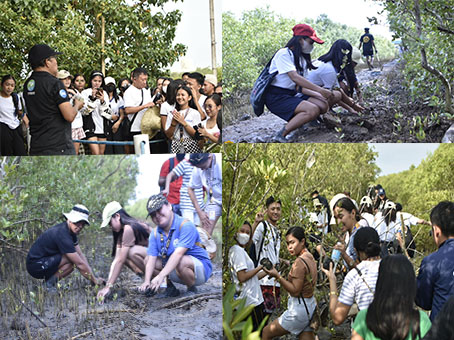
251,303,266,332
0,122,26,156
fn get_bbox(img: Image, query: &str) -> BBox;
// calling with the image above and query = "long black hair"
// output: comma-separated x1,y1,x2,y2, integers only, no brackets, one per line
366,255,421,340
318,39,353,73
285,36,317,73
335,197,360,222
353,227,380,259
175,85,197,111
166,79,185,106
88,70,105,89
111,209,150,257
286,226,306,244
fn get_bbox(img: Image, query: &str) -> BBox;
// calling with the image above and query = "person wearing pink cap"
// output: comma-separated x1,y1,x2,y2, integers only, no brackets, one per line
264,24,333,142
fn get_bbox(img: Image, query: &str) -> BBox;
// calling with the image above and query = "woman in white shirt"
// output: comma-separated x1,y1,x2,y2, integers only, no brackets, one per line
80,71,112,155
104,77,124,154
264,24,333,142
165,85,202,153
228,221,266,331
307,39,364,114
199,94,221,144
0,75,27,155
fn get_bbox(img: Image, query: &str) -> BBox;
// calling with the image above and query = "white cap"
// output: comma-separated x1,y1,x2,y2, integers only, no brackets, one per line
384,201,396,210
57,69,72,80
101,201,122,228
64,204,90,225
204,74,217,87
104,77,116,86
360,196,373,206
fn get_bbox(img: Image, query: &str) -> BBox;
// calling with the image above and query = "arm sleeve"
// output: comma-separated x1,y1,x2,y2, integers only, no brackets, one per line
252,222,264,253
160,159,170,178
147,230,159,256
338,271,355,306
172,160,186,177
274,49,297,75
189,167,202,189
230,247,249,273
57,232,77,254
415,256,435,310
123,88,138,108
319,63,339,89
54,81,71,106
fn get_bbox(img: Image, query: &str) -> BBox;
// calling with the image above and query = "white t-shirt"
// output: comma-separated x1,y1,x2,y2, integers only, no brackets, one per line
269,47,307,90
201,119,220,139
316,209,329,234
167,107,201,139
228,244,264,307
109,96,124,121
0,95,21,129
189,156,222,206
252,220,281,286
69,89,83,129
397,212,420,226
306,60,340,89
376,220,400,242
81,88,110,134
160,101,175,117
172,160,205,212
123,85,153,132
361,212,375,228
198,94,207,116
338,260,380,311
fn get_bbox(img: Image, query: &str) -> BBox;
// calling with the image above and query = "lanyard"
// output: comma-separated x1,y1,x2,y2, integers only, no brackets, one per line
160,229,175,266
179,108,190,141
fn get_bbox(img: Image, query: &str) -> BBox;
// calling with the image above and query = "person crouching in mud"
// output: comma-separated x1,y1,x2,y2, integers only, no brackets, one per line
26,205,104,290
139,194,212,297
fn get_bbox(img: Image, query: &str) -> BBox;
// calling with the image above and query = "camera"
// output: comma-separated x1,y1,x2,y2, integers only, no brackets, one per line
260,258,273,270
193,123,204,140
322,257,334,270
153,92,162,104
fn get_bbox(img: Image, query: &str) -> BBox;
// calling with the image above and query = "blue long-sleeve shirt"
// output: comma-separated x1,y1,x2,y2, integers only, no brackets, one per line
415,238,454,321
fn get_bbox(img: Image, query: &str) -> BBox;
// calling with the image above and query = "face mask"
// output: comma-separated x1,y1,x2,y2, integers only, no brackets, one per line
162,85,168,94
302,40,314,54
236,233,250,246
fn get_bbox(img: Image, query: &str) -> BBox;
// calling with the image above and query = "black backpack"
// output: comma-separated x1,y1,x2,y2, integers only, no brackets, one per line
248,221,268,267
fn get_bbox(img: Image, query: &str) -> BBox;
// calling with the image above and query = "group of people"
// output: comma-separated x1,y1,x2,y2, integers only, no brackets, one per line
25,153,222,302
258,24,381,142
0,44,222,156
228,191,454,340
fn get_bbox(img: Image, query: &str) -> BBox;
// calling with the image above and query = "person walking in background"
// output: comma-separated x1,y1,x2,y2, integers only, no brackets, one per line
359,28,377,70
159,153,184,215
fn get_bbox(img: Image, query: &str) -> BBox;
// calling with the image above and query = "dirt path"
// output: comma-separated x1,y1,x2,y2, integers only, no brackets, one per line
223,59,451,143
0,231,222,340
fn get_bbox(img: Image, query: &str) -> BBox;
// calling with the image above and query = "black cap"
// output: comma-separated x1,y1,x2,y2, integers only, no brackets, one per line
28,44,62,66
146,194,168,217
189,153,210,166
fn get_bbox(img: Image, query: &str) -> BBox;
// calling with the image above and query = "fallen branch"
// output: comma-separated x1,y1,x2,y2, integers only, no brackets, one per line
9,290,47,328
157,292,221,310
86,308,135,314
71,325,112,340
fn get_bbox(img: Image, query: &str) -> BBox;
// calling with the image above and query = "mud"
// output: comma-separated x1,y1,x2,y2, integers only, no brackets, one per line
0,227,222,340
223,59,451,143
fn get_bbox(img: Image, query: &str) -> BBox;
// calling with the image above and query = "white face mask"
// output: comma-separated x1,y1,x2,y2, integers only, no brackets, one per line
302,40,314,54
236,233,250,246
162,85,168,94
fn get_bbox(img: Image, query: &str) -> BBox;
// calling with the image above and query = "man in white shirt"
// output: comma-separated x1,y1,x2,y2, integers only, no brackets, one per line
123,67,155,153
251,196,283,316
186,72,207,121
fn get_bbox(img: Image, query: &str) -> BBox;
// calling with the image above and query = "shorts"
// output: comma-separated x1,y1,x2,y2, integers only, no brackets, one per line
181,209,200,226
363,50,374,57
26,254,62,280
261,285,281,313
279,295,316,335
82,115,95,138
94,133,106,139
72,127,86,140
169,255,206,286
265,86,310,122
205,202,222,220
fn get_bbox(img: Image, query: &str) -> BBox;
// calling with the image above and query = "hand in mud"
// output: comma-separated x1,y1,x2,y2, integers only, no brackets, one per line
320,260,336,281
150,274,165,292
138,281,150,292
97,286,110,304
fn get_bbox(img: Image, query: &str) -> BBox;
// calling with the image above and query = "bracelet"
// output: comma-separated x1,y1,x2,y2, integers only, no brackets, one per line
329,291,337,296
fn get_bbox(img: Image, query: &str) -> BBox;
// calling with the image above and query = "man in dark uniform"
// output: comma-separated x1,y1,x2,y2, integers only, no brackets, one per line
23,44,83,155
359,28,377,70
26,204,104,290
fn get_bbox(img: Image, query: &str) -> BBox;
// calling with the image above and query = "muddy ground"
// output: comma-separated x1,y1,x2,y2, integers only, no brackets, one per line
223,59,452,143
0,227,222,340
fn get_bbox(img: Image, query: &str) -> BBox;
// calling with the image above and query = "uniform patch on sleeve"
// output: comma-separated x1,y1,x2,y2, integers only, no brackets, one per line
59,89,68,98
27,80,35,92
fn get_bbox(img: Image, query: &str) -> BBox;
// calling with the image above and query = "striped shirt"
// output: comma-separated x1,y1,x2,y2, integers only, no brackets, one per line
338,260,380,310
172,160,205,212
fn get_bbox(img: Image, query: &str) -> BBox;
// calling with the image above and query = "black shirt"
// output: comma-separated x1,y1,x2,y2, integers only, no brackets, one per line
360,33,375,53
27,222,78,261
23,71,75,155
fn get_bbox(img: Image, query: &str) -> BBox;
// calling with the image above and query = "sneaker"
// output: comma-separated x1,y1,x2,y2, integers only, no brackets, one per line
270,127,289,143
156,281,180,298
187,286,198,295
44,275,58,289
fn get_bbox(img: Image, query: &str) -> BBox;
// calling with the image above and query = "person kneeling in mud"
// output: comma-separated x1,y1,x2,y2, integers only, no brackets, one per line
97,201,151,303
26,205,104,290
139,194,212,297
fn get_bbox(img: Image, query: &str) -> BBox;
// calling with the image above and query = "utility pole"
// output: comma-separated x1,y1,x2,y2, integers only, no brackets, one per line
209,0,217,78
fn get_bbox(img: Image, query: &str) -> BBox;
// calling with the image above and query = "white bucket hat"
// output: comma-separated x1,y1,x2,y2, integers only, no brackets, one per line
64,204,90,225
204,74,217,87
101,201,122,228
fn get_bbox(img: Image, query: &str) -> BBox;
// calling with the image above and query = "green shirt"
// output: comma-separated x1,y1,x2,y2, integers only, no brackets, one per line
353,309,431,340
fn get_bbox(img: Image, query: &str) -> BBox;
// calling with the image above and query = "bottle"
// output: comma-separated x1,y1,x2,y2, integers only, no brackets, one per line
331,243,342,263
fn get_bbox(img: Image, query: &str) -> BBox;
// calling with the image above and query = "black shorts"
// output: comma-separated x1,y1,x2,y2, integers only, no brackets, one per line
363,50,374,57
94,133,106,139
26,254,62,280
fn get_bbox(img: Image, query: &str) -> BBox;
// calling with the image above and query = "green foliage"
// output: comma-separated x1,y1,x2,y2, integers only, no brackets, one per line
0,156,139,244
374,0,454,113
222,143,378,275
126,198,149,220
223,8,396,96
0,0,186,87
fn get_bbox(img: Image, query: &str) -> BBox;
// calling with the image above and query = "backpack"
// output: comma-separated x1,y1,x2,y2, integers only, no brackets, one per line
250,55,278,117
248,221,268,267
